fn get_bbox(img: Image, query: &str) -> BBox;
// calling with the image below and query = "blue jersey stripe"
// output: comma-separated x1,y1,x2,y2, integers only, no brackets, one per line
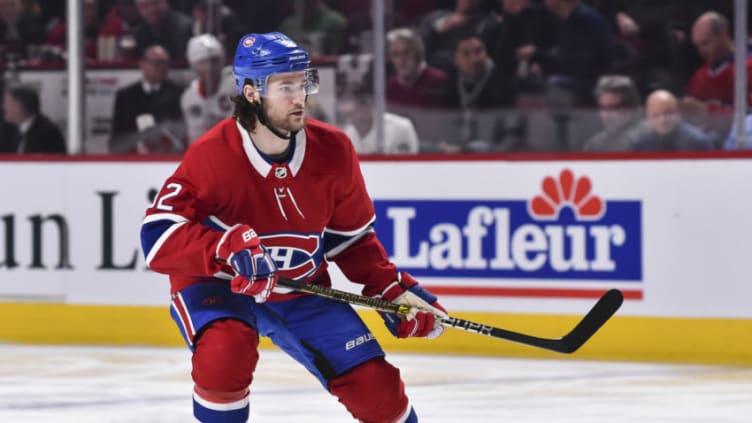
140,219,177,259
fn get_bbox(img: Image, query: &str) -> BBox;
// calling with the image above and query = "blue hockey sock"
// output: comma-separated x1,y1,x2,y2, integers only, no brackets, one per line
193,390,250,423
398,404,418,423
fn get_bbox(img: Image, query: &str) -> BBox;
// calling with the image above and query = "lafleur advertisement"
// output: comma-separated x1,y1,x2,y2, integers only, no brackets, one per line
374,169,643,299
2,159,752,319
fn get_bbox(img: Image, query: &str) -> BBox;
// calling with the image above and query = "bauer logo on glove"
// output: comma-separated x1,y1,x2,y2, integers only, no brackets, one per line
217,224,279,303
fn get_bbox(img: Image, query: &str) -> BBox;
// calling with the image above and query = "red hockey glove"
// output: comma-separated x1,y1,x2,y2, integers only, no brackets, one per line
217,224,278,303
379,272,447,339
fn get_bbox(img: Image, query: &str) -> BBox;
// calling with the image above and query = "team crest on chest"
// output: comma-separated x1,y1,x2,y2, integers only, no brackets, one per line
260,233,323,279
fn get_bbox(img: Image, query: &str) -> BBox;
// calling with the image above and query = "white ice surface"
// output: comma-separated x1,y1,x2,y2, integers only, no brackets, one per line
0,344,750,422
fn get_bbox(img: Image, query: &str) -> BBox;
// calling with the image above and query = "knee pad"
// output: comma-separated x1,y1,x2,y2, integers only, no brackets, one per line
329,357,411,423
192,319,259,393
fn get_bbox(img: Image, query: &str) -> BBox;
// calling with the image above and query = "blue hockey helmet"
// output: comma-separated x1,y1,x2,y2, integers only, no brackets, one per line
232,32,319,97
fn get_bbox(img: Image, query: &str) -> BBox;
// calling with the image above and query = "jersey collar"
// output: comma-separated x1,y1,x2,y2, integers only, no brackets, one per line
237,120,306,178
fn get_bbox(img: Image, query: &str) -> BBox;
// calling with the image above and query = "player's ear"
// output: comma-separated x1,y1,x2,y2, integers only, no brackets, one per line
243,84,260,104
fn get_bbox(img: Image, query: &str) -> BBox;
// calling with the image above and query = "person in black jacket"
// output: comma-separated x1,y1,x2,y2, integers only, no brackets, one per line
131,0,193,60
0,119,15,153
440,31,519,153
108,44,185,153
444,32,516,110
519,0,616,94
2,84,66,154
0,0,45,62
490,0,557,91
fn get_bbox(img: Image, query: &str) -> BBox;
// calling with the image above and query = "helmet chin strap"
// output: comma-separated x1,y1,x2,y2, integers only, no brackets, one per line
255,98,293,140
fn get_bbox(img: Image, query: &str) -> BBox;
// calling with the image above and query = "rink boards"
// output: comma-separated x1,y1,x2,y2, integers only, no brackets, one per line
1,154,751,365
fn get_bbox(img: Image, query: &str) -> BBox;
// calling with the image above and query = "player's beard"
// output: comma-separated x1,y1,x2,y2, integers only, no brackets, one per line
264,103,307,135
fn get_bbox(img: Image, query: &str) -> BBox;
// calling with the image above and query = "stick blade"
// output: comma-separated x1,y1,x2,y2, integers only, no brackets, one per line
559,289,624,353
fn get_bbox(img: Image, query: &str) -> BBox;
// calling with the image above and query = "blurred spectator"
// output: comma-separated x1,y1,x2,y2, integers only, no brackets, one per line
33,0,64,29
633,89,714,151
0,0,45,62
131,0,193,60
681,11,752,144
583,75,643,151
386,27,447,109
391,0,438,27
324,0,372,53
589,0,706,95
0,81,14,152
490,0,556,89
167,0,193,15
441,32,517,152
444,32,516,109
2,84,66,154
109,45,185,153
0,120,14,152
278,0,347,56
418,0,499,73
98,0,141,61
338,88,419,154
223,0,288,34
723,91,752,150
723,114,752,150
44,0,100,61
181,33,235,144
521,0,615,96
190,0,244,57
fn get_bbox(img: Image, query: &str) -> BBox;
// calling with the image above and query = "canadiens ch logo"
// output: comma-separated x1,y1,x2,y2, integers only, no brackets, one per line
260,233,322,280
243,36,255,47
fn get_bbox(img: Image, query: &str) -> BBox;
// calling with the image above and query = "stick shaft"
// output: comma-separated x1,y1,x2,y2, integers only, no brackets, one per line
276,277,622,354
278,277,411,315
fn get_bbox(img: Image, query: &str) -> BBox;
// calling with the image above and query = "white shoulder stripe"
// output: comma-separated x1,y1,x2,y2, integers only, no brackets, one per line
145,221,187,266
324,215,376,236
325,227,373,259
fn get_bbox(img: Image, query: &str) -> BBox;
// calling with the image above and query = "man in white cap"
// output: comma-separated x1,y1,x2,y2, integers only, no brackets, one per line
181,33,237,143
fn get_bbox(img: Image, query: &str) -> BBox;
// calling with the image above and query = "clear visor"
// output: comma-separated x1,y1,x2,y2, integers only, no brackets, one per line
260,68,320,98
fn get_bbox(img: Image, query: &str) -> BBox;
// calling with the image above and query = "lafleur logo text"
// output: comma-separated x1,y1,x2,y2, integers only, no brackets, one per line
374,170,642,281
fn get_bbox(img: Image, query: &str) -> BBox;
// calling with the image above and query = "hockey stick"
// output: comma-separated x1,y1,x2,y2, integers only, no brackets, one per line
277,277,623,354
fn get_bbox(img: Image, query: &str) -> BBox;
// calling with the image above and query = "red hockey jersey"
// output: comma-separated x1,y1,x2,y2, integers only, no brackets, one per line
140,118,399,300
685,54,752,111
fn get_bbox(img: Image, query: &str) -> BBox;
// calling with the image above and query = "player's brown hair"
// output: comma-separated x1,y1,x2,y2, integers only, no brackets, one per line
230,90,261,132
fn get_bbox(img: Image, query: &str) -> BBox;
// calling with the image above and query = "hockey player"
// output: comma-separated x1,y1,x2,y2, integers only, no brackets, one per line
181,33,237,143
140,32,447,423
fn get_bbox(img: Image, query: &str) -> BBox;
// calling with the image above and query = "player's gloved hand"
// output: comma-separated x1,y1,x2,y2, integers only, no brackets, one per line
379,272,447,339
217,224,278,303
